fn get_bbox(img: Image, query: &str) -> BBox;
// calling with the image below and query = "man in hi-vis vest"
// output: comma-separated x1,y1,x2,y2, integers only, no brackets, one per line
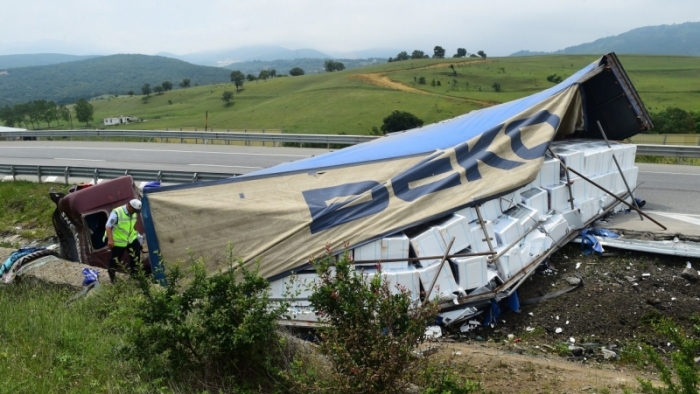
105,199,143,283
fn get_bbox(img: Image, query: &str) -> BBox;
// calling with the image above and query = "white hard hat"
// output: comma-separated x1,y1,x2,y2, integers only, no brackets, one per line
129,199,142,211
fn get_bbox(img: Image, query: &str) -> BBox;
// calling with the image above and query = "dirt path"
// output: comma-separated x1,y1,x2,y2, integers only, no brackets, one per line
350,60,500,107
434,342,656,393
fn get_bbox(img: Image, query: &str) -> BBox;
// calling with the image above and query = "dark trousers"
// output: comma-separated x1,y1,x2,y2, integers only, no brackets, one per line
109,239,142,283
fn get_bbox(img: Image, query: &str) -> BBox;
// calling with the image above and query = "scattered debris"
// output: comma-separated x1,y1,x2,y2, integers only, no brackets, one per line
569,346,585,356
681,262,699,282
601,348,618,360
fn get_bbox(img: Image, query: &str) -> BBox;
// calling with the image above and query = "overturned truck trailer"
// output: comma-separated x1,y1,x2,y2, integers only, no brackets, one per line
141,53,652,326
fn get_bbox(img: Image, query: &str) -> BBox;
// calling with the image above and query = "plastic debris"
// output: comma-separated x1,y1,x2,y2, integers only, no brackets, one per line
569,337,576,343
575,262,581,269
555,327,563,334
425,326,442,339
525,327,535,332
602,348,618,360
81,268,100,286
587,228,619,238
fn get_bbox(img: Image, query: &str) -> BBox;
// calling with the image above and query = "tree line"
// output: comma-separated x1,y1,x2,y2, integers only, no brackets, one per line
388,47,487,62
0,99,95,129
649,107,700,134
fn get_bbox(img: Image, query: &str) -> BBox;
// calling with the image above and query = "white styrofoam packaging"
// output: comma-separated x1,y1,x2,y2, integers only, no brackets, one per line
436,215,471,253
520,187,548,215
478,199,502,221
466,220,496,253
492,216,520,247
451,256,489,291
410,227,444,267
539,158,560,188
553,148,584,177
495,245,524,280
542,214,569,243
610,143,636,170
504,204,540,234
582,148,599,177
365,267,421,301
589,173,612,199
269,273,321,300
417,262,463,300
544,183,570,213
575,198,599,223
454,206,478,223
525,230,552,258
353,233,410,271
623,166,639,190
569,177,586,202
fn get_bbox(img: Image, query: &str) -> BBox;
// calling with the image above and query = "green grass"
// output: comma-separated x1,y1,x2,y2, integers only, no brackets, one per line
0,181,69,239
0,283,136,393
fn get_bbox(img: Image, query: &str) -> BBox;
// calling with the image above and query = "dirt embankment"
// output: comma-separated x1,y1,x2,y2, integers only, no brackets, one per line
350,60,500,107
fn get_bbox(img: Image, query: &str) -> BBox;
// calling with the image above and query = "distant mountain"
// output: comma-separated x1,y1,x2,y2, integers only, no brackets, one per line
0,54,231,105
0,53,100,69
508,50,547,57
511,22,700,57
0,39,104,57
161,45,330,67
325,48,404,59
224,58,385,75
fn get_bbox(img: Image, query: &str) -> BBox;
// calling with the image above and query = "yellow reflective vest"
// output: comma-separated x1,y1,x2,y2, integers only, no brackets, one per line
110,206,137,247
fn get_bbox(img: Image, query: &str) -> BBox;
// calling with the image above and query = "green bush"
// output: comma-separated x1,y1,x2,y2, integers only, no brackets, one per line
291,250,439,394
113,247,289,392
638,317,700,394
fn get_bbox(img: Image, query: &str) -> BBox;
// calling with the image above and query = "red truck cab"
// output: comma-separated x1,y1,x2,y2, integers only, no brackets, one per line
50,176,150,271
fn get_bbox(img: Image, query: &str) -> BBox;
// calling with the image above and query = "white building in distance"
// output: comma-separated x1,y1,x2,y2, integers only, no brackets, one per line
103,116,138,126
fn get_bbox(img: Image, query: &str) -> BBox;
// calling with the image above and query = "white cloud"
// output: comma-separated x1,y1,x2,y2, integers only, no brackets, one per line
1,0,698,56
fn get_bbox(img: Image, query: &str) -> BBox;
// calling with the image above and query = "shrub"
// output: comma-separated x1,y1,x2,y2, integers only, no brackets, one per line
292,249,439,394
380,110,424,134
547,73,563,83
115,247,289,392
638,317,700,394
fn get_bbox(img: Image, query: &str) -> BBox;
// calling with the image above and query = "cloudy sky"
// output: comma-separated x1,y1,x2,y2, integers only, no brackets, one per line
2,0,698,57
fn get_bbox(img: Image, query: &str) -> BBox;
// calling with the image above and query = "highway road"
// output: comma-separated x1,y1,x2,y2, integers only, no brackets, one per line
0,141,331,175
1,141,699,216
636,163,700,215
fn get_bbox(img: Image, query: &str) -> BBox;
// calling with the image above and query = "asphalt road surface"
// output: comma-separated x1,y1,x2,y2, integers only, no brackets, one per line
0,141,331,175
2,141,699,215
636,163,700,216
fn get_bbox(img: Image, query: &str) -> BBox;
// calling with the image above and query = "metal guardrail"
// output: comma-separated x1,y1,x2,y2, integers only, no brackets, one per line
635,144,700,158
0,129,379,146
0,164,239,184
630,134,700,146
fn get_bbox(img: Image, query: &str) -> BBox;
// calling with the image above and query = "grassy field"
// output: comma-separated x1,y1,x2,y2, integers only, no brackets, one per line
0,181,68,242
79,54,700,135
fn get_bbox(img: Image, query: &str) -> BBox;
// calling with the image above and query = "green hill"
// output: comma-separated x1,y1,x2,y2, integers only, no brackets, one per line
512,22,700,56
79,54,700,135
0,54,231,105
0,53,99,69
